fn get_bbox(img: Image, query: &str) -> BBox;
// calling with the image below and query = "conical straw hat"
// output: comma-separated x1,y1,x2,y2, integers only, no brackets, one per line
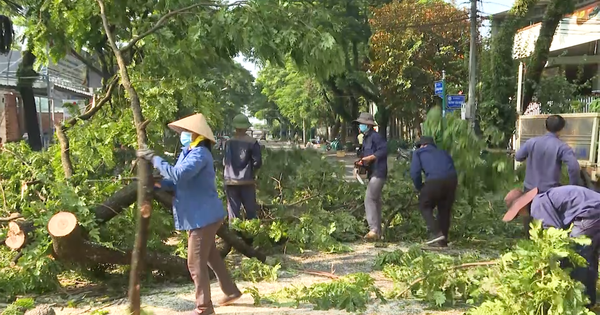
167,113,216,143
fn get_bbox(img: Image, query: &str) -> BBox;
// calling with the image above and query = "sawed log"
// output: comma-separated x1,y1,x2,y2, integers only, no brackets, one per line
153,190,266,262
5,219,34,250
47,211,188,276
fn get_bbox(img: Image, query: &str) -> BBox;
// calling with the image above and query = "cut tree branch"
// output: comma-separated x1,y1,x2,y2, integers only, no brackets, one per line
97,0,156,312
54,125,74,178
62,76,118,129
55,76,118,179
398,260,498,297
119,1,249,52
153,190,267,262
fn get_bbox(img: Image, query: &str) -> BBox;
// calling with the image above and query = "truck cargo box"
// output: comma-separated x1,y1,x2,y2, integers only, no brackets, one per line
516,113,600,181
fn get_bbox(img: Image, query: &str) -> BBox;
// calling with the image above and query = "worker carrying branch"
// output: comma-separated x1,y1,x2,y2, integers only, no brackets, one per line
503,185,600,309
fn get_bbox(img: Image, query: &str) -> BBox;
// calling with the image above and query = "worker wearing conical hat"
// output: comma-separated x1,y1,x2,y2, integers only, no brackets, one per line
503,185,600,308
137,113,241,315
223,114,262,223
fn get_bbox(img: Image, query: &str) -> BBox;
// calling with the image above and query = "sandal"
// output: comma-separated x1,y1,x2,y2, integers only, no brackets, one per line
217,293,242,306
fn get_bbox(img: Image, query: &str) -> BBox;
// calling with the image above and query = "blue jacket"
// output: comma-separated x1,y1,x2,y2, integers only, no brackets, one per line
515,133,580,193
410,144,456,191
153,146,225,231
362,129,388,178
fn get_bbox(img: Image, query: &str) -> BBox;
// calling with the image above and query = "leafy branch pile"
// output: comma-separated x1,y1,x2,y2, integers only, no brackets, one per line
376,222,595,314
245,273,385,313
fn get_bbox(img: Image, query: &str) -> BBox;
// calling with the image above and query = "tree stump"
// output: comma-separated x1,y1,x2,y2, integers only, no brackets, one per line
5,219,34,250
48,212,83,257
47,212,189,276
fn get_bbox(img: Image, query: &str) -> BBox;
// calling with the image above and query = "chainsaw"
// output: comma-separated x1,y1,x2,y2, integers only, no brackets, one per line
353,159,369,185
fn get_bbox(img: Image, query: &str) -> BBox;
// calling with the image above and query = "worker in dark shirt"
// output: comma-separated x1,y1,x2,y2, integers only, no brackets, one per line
410,136,457,247
223,114,262,222
355,112,388,241
503,185,600,308
515,114,580,237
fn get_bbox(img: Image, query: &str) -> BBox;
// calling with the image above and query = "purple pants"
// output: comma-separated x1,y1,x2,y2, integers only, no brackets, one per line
225,185,258,221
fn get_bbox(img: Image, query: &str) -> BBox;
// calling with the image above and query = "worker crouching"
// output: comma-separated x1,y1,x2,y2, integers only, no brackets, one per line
410,136,457,247
503,185,600,308
137,113,241,315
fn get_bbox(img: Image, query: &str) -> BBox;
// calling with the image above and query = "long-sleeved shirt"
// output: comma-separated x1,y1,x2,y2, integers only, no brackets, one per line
153,146,225,231
223,135,262,185
516,133,580,193
531,185,600,238
362,129,388,178
410,144,457,191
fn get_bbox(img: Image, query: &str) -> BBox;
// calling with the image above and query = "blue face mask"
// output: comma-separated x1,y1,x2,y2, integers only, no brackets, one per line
359,124,369,133
180,131,193,147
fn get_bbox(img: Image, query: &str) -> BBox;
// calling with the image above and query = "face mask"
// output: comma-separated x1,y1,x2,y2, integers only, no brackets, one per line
359,124,369,133
180,131,193,147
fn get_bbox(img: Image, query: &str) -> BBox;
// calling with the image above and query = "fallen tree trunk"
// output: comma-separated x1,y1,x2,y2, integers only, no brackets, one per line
153,190,266,262
94,181,138,223
5,219,34,250
48,211,188,276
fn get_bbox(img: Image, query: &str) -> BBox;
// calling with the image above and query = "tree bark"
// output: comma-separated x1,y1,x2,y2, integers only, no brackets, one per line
153,190,267,263
48,212,188,276
16,49,42,151
94,181,138,223
54,125,74,178
521,0,574,109
97,2,154,312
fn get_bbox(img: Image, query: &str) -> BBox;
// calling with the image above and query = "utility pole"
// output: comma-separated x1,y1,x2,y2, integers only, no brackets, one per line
467,0,478,127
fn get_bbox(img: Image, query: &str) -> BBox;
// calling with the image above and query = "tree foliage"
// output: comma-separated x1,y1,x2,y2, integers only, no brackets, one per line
369,0,469,134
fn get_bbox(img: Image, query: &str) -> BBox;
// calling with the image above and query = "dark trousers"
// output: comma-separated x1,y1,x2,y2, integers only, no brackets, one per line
187,220,241,313
522,187,534,239
567,218,600,307
225,184,258,221
419,175,458,243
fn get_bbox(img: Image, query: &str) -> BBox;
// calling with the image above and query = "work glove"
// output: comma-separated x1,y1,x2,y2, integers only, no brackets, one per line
136,148,155,161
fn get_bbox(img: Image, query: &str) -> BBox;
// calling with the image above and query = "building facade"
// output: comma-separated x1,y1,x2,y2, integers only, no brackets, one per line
0,50,102,146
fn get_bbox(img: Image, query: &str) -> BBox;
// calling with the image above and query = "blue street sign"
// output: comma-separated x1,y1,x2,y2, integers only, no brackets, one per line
434,81,443,96
446,95,466,112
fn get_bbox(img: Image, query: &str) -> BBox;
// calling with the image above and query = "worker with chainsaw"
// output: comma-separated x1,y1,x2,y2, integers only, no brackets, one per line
137,113,241,315
503,185,600,308
223,114,262,221
515,114,581,236
409,136,457,247
355,112,388,241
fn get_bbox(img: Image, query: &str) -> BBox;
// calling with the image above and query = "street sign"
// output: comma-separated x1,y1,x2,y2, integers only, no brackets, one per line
446,95,466,112
434,81,443,96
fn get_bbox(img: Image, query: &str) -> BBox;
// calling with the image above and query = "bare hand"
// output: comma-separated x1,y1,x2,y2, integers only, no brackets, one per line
362,155,376,163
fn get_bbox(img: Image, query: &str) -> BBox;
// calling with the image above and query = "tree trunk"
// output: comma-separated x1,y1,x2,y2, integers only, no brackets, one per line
521,0,574,109
16,49,42,151
97,2,154,312
48,212,188,276
94,181,139,223
153,190,267,263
